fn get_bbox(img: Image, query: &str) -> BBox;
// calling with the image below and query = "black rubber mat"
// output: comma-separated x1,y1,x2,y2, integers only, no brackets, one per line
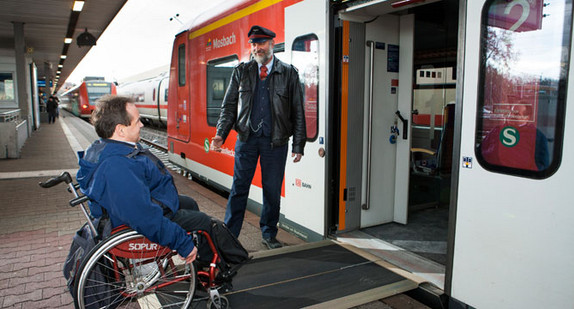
219,242,410,308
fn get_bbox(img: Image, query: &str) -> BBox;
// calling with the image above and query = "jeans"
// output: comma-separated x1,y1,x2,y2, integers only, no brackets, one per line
224,135,288,239
170,195,212,234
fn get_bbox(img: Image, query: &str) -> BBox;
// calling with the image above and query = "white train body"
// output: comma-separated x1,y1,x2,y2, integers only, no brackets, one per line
118,73,168,126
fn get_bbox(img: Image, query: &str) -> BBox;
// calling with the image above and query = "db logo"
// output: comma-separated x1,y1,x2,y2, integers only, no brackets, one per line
295,178,302,187
129,243,159,251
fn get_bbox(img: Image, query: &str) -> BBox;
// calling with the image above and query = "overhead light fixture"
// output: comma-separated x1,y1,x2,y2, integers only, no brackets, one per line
60,55,67,59
57,71,61,74
58,64,63,68
73,1,85,12
64,38,73,44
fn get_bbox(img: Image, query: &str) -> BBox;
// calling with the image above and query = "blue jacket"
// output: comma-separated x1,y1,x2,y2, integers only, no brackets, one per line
76,139,194,257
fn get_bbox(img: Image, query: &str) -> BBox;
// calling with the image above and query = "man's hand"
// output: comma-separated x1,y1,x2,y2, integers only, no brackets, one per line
182,247,198,264
211,136,223,152
292,153,303,163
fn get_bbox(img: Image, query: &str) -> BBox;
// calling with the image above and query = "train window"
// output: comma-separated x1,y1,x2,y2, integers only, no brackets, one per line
206,55,239,126
413,66,456,131
274,42,285,53
292,34,319,142
476,0,571,178
133,92,145,103
178,44,186,86
86,83,112,105
273,43,286,63
0,72,15,107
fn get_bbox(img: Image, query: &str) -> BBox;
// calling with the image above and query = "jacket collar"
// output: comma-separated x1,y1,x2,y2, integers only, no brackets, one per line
247,56,285,76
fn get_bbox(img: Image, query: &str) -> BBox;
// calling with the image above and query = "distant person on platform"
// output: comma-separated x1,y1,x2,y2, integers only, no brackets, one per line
53,95,61,118
46,96,58,124
211,25,306,249
77,95,213,263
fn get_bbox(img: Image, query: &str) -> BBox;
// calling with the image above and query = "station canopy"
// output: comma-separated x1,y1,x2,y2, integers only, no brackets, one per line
0,0,127,91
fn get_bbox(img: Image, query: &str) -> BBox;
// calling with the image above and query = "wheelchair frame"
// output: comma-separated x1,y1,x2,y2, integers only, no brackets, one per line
40,171,230,309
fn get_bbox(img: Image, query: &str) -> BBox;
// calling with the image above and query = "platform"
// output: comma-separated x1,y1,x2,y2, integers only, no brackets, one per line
0,113,423,308
0,114,304,308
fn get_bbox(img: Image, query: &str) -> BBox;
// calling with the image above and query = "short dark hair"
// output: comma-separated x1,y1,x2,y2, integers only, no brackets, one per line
91,95,134,139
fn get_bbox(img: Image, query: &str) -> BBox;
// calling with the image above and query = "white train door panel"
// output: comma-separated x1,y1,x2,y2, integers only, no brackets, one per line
358,14,413,228
451,0,574,307
282,0,328,239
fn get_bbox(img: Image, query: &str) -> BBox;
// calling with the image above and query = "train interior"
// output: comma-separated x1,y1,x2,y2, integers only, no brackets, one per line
334,0,459,289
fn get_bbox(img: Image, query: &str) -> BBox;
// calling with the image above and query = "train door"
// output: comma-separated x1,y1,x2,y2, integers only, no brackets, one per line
171,34,191,142
338,6,416,230
157,75,168,126
451,0,574,307
282,0,329,239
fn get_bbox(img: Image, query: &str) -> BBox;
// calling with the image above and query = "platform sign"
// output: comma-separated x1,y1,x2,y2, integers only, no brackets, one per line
488,0,544,32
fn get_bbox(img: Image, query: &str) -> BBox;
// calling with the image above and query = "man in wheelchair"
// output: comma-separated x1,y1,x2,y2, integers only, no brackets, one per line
76,95,212,265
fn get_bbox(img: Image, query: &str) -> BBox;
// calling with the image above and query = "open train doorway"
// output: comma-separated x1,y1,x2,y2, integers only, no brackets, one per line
334,0,459,288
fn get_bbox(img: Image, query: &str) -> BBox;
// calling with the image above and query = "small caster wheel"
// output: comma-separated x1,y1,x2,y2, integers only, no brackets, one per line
207,295,229,309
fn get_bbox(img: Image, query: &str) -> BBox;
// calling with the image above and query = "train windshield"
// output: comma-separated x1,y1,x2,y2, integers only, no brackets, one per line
86,83,112,105
476,0,571,178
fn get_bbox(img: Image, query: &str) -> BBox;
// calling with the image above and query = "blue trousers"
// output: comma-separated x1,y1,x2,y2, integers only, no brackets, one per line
224,135,288,239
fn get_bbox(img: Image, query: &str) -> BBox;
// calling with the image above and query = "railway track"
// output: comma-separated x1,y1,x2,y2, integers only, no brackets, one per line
140,126,167,151
138,127,191,178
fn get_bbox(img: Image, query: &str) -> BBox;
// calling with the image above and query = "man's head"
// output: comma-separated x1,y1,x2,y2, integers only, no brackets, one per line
91,95,143,143
248,25,275,65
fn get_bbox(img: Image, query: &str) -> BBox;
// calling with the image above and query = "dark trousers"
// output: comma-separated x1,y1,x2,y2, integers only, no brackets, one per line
48,112,56,123
224,135,288,239
170,195,212,234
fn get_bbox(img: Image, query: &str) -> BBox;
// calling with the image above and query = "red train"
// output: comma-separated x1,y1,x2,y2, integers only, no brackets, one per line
60,77,117,118
167,0,307,199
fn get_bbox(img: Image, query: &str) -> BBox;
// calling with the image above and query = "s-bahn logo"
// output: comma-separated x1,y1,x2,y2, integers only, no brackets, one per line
500,126,520,147
207,33,236,51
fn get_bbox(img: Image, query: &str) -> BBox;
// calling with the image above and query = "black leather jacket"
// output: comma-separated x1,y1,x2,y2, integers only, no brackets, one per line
216,58,306,154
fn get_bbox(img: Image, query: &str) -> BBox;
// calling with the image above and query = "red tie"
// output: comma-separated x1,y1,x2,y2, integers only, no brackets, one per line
260,66,268,80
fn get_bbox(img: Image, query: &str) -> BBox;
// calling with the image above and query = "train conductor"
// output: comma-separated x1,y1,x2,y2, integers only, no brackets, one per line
211,25,306,249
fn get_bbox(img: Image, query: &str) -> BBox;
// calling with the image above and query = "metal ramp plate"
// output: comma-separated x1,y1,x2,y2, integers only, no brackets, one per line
209,240,418,308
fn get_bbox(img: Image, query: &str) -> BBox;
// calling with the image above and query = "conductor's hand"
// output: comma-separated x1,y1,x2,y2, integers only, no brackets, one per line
182,246,198,264
211,136,223,152
292,152,303,163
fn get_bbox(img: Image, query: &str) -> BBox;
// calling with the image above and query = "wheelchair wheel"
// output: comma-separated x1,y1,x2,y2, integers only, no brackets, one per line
74,228,196,308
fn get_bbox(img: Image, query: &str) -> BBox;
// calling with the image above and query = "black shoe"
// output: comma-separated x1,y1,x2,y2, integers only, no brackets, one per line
262,237,283,249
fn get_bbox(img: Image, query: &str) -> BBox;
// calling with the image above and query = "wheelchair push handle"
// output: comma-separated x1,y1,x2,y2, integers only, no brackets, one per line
38,172,73,188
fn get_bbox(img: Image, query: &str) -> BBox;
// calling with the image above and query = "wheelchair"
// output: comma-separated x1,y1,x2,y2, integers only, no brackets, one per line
40,172,231,309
